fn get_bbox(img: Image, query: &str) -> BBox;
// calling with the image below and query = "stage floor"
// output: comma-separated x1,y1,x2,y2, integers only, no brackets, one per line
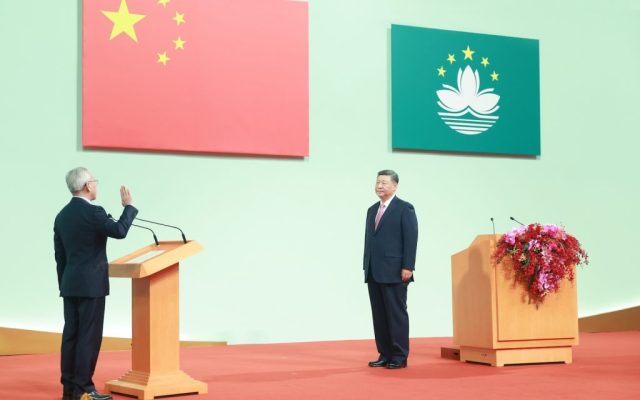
1,332,638,399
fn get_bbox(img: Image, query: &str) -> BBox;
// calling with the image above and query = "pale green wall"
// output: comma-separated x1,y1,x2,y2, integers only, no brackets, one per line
1,0,638,344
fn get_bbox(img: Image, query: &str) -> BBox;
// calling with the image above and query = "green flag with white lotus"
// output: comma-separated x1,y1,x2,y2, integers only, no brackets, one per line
391,25,540,156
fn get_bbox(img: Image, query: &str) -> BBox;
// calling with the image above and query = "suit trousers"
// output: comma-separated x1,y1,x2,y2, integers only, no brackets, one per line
61,296,105,395
367,278,409,363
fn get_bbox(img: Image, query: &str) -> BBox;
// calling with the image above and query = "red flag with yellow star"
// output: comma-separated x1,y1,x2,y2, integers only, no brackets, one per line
83,0,308,157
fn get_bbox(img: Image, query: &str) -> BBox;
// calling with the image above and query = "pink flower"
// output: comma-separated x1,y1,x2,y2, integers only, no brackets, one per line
528,239,540,251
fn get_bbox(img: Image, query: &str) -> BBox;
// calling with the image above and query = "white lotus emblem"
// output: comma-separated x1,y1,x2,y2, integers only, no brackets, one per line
436,65,500,135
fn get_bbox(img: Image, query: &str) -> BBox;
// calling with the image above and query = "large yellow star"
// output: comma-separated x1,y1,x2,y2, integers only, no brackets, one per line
157,51,170,66
481,57,490,67
490,71,499,81
447,54,456,64
173,12,186,26
158,0,171,7
173,37,186,50
462,45,475,60
101,0,146,43
437,66,446,77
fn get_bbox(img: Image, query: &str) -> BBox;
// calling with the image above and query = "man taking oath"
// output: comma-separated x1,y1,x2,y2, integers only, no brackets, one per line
54,167,138,400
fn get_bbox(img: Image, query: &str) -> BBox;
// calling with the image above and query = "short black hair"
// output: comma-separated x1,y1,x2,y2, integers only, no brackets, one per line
377,169,399,184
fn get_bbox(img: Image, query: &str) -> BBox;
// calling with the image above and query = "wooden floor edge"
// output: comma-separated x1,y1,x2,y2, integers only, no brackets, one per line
3,305,638,355
0,327,226,356
578,305,640,333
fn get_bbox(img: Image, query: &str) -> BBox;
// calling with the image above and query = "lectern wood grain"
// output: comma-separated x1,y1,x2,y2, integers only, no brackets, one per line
107,241,207,399
451,235,578,366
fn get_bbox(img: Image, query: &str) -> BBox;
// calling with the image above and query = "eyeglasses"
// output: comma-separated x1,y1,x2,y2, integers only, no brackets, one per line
86,179,99,185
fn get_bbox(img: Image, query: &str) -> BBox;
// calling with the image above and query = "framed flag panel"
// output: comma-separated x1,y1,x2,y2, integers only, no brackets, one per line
392,25,540,156
83,0,308,157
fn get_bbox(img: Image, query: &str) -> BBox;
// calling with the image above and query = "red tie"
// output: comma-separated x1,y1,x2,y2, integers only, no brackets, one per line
375,203,386,229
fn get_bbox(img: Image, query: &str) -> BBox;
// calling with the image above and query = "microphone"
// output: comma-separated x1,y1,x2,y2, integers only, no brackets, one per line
135,217,187,244
510,216,525,226
109,214,159,246
490,217,496,236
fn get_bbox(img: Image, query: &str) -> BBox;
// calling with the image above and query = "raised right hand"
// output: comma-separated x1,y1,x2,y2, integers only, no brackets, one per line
120,186,133,206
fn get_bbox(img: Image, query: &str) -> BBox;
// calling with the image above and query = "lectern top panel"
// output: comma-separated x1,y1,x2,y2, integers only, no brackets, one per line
109,240,203,278
111,241,187,264
127,250,167,264
451,234,500,258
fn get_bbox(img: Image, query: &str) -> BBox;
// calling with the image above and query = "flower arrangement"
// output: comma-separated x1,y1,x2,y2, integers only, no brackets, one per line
493,224,588,302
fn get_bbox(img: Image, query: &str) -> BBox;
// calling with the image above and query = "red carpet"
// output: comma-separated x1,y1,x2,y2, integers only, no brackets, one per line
1,332,638,400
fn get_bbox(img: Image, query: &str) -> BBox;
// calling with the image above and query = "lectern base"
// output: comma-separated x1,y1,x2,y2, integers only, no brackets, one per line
460,346,573,367
106,370,208,400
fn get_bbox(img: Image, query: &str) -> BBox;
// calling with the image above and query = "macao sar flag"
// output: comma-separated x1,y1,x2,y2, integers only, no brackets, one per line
83,0,308,157
391,25,540,156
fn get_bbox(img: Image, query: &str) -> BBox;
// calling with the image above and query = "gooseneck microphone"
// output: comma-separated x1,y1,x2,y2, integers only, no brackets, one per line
135,217,187,244
510,216,525,226
132,223,160,246
108,214,159,246
490,217,496,236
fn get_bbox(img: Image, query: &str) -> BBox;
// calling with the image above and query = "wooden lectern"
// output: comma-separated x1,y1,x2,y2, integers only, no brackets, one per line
451,235,578,367
106,241,208,399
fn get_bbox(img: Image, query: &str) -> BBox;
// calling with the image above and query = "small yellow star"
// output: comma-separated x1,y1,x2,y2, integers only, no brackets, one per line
481,57,490,67
447,54,456,64
173,36,186,50
157,0,171,7
462,45,475,60
157,51,170,66
101,0,146,43
490,71,499,81
173,12,185,26
437,66,446,77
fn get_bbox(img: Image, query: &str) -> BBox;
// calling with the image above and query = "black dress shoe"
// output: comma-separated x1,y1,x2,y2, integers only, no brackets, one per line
82,391,113,400
368,358,389,367
386,360,408,369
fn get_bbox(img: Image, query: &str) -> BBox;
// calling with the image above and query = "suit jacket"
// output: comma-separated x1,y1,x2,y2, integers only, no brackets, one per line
54,197,138,297
363,196,418,284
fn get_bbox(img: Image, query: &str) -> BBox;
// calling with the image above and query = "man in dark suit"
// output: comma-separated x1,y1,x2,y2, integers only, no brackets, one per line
363,170,418,369
54,167,138,400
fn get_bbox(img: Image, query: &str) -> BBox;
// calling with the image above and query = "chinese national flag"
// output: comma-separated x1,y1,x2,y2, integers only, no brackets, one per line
83,0,308,157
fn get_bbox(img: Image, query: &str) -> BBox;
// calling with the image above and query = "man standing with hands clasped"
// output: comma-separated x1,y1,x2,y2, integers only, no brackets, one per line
54,167,138,400
363,170,418,369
